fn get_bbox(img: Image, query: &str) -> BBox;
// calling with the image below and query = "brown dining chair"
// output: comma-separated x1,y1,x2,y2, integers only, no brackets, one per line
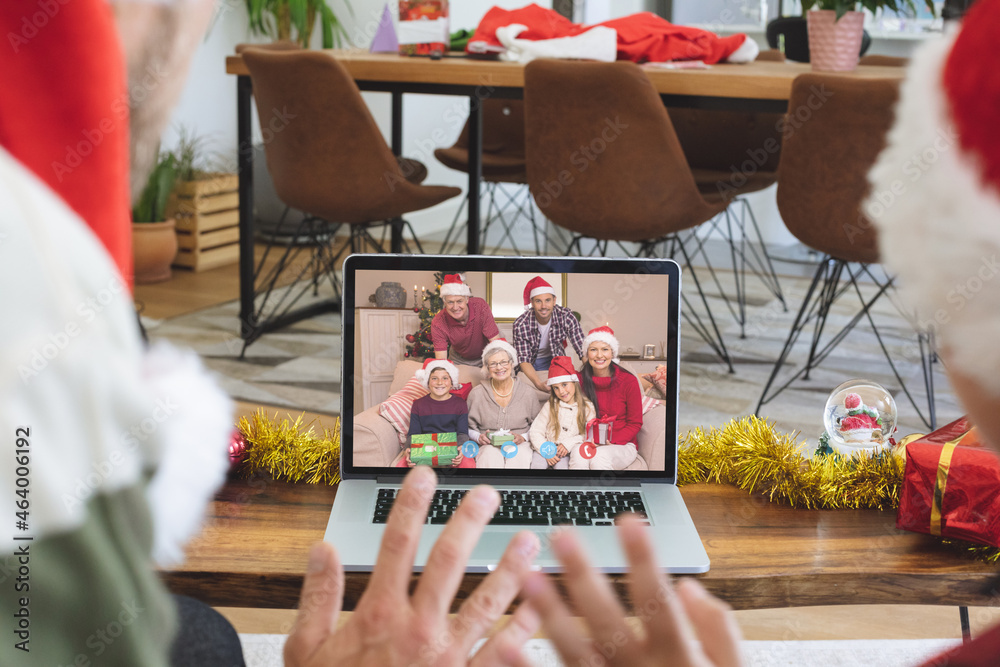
240,49,461,348
524,59,734,371
667,49,789,337
858,54,909,67
754,73,936,428
434,99,553,255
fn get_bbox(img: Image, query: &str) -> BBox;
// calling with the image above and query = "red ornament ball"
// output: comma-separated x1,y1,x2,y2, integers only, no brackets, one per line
413,307,420,313
229,430,248,469
404,351,410,357
405,334,415,342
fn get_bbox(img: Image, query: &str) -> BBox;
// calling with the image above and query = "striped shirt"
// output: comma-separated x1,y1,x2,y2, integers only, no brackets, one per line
513,304,585,366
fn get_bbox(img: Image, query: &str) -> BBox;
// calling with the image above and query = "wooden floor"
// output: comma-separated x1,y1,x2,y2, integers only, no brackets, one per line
143,251,1000,642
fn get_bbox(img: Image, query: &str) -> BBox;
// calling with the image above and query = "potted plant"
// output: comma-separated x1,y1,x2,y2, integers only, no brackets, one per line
167,128,241,272
132,151,179,284
245,0,351,49
802,0,934,71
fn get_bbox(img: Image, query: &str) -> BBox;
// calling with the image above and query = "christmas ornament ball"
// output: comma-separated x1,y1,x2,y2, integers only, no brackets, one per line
229,429,248,469
823,379,897,456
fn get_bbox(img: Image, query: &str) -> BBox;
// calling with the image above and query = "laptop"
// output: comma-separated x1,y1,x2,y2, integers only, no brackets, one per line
325,253,709,573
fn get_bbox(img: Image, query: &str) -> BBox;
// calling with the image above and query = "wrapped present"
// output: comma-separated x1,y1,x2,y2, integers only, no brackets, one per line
896,417,1000,547
398,1,448,56
450,382,472,401
410,432,458,466
586,416,615,445
490,432,514,448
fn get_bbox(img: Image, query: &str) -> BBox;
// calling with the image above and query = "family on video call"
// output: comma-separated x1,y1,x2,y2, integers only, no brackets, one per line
391,273,657,471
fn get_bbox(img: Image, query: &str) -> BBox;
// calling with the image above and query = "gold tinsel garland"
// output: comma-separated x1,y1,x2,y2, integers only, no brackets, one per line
237,410,341,485
232,411,1000,562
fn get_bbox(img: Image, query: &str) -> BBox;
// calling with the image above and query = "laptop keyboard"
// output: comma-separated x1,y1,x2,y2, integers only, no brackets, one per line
373,488,649,526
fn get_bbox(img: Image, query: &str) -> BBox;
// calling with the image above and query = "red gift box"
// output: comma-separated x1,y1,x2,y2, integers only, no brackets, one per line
586,416,615,445
896,418,1000,547
398,1,448,56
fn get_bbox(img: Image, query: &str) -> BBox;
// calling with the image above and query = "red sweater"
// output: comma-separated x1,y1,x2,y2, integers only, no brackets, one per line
590,367,642,446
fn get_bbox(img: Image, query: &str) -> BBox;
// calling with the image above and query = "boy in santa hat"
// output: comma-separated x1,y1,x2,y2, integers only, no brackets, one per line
513,276,586,393
430,273,502,367
401,359,474,468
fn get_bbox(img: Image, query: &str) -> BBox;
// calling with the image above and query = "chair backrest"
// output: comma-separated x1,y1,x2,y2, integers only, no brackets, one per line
668,51,785,177
451,99,526,158
241,50,410,223
523,59,722,242
766,17,871,63
859,54,909,67
775,74,900,264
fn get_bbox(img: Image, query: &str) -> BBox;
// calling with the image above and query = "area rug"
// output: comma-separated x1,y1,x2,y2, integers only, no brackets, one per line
145,263,962,445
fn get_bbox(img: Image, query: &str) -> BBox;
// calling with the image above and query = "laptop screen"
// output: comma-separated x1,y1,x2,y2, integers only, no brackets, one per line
342,254,680,481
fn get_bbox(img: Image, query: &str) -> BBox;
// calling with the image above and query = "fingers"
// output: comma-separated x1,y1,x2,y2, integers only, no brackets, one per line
450,531,540,655
283,541,344,666
412,484,500,617
368,465,436,598
469,599,541,667
521,572,597,666
677,579,744,667
617,516,691,655
548,529,635,656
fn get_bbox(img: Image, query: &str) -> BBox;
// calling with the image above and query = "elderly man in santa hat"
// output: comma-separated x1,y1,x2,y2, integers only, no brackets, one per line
430,273,502,366
513,276,586,392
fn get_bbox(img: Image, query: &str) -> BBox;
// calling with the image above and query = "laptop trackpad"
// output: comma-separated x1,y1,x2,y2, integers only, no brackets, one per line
468,531,553,571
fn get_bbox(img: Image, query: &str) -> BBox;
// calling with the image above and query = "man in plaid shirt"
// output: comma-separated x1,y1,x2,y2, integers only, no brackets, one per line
513,277,585,392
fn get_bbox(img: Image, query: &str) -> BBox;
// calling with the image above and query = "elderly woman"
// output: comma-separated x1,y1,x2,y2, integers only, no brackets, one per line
467,339,540,468
578,326,642,470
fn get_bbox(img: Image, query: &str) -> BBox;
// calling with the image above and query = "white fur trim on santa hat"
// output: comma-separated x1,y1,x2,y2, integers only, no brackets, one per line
439,273,472,298
582,327,620,364
481,338,518,367
524,276,557,309
546,372,578,385
868,26,1000,396
415,359,460,389
725,35,759,63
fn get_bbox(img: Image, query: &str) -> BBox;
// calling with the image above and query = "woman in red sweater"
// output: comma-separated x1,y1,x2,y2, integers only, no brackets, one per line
578,326,642,470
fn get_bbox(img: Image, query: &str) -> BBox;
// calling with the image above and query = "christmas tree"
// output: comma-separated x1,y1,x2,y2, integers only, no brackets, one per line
404,271,446,360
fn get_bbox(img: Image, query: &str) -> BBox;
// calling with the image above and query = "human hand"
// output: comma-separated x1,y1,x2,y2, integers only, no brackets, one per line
522,517,743,667
284,466,542,666
478,433,492,448
513,434,526,445
405,449,416,468
556,444,569,459
451,451,464,467
533,378,549,393
545,457,561,467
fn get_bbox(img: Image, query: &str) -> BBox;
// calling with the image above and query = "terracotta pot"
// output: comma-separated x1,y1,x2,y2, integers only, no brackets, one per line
132,219,178,284
807,10,864,72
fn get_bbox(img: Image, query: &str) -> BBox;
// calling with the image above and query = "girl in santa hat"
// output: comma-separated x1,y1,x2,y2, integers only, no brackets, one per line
528,356,596,469
577,326,642,470
398,359,474,468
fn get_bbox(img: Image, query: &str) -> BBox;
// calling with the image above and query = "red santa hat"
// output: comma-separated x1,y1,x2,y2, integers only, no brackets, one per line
414,358,459,389
439,273,471,298
545,356,579,386
481,338,519,367
582,325,619,361
523,276,557,309
868,2,1000,396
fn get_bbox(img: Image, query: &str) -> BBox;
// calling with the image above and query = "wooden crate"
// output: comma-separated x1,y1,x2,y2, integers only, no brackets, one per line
167,173,240,272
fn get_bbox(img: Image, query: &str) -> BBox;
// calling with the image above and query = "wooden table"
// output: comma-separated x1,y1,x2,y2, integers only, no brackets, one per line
162,478,998,614
224,52,904,348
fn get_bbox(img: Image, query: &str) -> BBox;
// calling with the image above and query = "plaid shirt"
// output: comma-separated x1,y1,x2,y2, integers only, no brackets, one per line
513,304,585,365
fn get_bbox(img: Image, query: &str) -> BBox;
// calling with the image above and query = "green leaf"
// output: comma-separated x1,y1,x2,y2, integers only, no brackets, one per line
289,0,308,36
320,3,334,49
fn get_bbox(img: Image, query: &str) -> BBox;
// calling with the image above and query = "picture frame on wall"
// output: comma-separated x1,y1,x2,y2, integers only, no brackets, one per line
643,343,657,359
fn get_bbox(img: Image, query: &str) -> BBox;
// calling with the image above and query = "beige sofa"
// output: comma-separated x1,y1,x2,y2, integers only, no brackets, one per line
352,359,666,471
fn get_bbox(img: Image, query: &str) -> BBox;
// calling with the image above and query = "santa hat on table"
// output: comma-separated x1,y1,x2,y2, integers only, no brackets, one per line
439,273,472,297
523,276,557,309
582,325,620,364
867,1,1000,396
481,338,519,367
414,358,459,389
546,356,579,386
